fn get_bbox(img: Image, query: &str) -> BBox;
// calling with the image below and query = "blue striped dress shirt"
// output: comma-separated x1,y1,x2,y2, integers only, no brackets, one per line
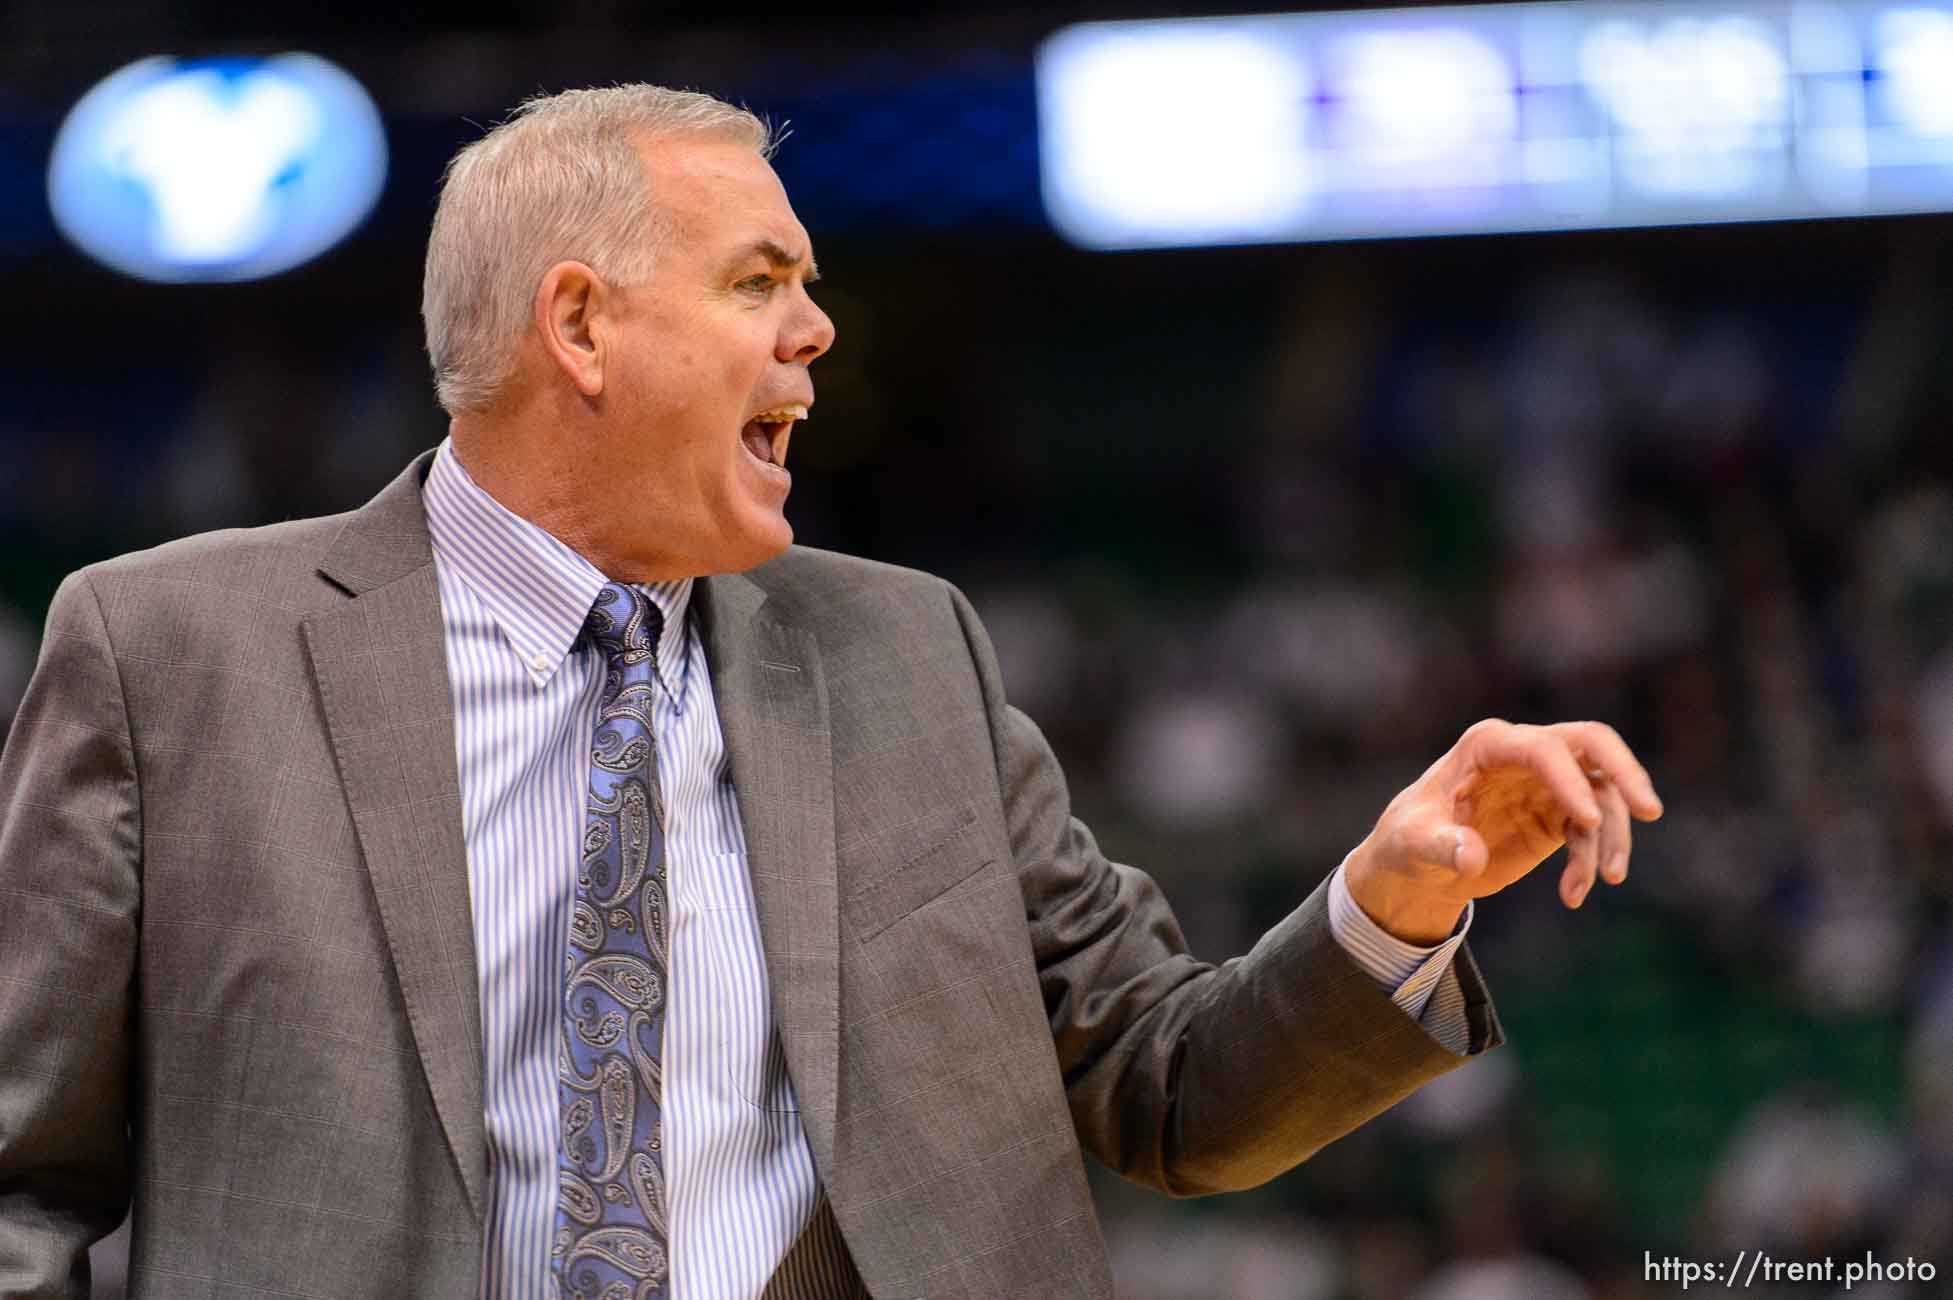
420,436,1473,1299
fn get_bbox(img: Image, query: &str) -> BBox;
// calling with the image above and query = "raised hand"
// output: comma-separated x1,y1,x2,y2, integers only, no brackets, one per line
1343,719,1665,944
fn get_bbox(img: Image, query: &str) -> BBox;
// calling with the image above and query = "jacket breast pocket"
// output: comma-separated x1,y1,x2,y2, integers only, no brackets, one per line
843,804,998,943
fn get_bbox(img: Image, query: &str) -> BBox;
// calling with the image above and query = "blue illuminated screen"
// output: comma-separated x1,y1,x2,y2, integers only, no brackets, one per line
1035,1,1953,247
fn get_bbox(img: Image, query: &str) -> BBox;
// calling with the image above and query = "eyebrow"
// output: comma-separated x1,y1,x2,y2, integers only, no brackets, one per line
745,239,821,283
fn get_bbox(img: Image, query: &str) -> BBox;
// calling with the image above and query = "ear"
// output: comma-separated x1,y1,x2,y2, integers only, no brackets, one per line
533,260,608,398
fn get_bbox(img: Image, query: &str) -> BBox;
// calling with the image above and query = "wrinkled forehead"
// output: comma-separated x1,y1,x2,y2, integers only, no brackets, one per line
635,133,813,264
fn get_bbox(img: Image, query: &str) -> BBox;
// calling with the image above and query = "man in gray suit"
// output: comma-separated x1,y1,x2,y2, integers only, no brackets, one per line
0,85,1662,1299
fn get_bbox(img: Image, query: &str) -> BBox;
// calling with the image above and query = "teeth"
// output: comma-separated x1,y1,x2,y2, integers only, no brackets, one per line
751,404,808,423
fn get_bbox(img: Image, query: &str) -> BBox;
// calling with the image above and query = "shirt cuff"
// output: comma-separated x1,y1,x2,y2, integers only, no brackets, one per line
1327,857,1473,1027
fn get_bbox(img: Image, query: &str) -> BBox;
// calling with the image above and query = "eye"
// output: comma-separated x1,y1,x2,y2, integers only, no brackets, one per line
736,273,777,294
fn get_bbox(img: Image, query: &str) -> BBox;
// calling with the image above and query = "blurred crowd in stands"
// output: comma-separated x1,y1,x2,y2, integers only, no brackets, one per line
7,219,1949,1298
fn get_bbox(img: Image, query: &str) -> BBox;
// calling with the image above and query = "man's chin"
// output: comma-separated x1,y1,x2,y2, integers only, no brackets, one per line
707,513,793,575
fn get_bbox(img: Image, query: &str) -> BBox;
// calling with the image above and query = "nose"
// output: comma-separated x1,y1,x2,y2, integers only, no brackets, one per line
779,289,835,366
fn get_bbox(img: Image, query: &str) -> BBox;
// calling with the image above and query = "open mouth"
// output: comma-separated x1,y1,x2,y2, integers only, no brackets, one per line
741,404,806,470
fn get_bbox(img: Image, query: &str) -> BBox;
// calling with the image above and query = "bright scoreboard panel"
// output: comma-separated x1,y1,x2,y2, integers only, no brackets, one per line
1035,1,1953,247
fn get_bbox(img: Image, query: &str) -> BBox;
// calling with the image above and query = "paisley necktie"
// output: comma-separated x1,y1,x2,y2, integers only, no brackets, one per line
553,582,671,1300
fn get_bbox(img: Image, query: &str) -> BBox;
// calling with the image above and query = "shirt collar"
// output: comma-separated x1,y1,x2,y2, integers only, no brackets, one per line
422,437,693,705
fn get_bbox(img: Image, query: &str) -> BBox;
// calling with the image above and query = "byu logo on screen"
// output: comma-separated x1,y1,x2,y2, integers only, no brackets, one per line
47,54,388,283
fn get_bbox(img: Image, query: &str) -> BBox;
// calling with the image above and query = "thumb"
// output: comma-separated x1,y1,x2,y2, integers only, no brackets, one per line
1415,818,1487,883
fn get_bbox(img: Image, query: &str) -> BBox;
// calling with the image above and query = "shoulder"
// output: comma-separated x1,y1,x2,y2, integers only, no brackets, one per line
738,544,960,624
84,511,356,586
723,544,1003,669
64,509,362,635
746,544,947,600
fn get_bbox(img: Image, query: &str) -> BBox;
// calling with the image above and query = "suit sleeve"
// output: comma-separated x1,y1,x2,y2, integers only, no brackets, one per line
943,581,1503,1198
0,571,140,1299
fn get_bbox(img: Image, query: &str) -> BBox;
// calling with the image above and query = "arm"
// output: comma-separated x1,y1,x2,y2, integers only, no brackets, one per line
944,583,1502,1198
0,571,141,1299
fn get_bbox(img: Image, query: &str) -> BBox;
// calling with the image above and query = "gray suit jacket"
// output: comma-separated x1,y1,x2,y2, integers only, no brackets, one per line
0,451,1502,1299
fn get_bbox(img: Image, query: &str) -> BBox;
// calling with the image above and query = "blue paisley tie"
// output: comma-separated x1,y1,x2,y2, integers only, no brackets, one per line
553,582,671,1300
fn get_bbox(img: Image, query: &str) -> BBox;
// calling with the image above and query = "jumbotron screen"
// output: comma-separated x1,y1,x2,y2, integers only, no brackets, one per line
1035,0,1953,247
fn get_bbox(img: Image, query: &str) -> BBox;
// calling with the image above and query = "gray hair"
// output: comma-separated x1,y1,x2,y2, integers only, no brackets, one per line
422,84,775,414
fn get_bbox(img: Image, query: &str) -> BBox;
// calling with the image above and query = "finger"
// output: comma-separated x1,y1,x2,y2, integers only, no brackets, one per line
1471,722,1602,831
1593,776,1632,886
1558,721,1663,820
1561,815,1600,907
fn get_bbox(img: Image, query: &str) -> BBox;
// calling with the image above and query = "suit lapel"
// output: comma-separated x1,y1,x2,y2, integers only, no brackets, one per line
697,570,842,1180
301,452,487,1221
